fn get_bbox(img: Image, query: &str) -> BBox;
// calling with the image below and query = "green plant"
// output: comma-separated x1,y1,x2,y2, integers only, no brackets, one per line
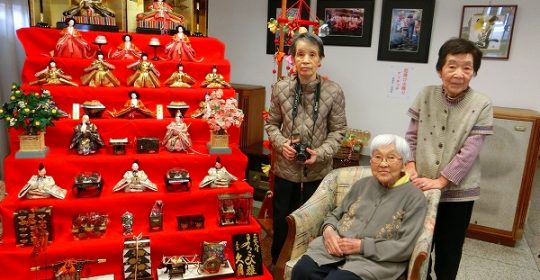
0,83,63,135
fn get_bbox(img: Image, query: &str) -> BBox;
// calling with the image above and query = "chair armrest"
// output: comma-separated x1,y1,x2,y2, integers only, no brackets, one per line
274,173,338,280
408,189,441,280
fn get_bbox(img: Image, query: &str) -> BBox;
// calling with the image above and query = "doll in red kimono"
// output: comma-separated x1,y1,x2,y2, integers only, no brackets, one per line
55,17,91,58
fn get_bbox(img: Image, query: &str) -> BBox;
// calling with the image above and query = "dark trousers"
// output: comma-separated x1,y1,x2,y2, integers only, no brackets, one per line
291,255,362,280
428,201,474,280
271,176,321,264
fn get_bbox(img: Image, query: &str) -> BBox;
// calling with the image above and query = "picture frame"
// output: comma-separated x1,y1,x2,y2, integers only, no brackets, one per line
316,0,374,47
459,5,517,60
377,0,435,63
266,0,311,55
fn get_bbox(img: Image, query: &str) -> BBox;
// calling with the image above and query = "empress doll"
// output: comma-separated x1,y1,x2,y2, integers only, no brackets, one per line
55,17,91,58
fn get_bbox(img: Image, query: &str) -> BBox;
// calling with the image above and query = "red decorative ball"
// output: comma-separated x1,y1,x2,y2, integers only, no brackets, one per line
272,69,277,74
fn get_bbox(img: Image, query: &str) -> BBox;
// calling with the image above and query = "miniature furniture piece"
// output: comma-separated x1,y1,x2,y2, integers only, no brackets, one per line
275,166,441,280
467,107,540,246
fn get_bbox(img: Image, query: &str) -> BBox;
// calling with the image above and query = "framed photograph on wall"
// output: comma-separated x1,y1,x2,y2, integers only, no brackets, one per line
316,0,374,47
377,0,435,63
266,0,311,54
459,5,517,60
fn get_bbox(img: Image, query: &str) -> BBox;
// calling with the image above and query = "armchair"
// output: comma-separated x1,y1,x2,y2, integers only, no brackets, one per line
275,166,441,280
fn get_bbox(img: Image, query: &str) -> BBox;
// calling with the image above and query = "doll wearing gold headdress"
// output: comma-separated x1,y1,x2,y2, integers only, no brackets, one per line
164,63,196,88
81,51,121,87
30,60,78,87
126,53,161,88
201,65,231,88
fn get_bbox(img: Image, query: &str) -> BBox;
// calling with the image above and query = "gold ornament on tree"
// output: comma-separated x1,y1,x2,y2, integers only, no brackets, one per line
0,83,64,158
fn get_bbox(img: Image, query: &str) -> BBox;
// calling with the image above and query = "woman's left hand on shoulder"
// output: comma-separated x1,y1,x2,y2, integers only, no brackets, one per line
412,176,449,191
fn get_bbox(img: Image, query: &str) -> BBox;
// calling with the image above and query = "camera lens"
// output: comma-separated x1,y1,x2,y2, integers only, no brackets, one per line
294,143,310,163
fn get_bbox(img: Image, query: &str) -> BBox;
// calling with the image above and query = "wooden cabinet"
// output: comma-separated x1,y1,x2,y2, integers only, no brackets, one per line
467,107,540,246
233,84,266,149
242,142,271,201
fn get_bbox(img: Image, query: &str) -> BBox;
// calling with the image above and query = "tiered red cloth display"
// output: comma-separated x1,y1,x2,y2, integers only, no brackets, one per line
0,27,270,280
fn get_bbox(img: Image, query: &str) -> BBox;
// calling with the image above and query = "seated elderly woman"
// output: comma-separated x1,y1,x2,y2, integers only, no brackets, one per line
291,134,427,280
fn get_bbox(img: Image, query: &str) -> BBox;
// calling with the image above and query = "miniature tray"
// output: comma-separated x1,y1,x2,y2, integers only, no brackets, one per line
156,260,234,280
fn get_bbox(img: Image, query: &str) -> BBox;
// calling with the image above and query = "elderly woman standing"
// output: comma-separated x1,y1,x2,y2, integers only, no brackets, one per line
405,38,493,280
292,134,427,280
265,32,347,267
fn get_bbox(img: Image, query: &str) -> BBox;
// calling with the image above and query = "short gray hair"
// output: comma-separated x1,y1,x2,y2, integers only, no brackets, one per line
370,134,411,162
289,32,325,58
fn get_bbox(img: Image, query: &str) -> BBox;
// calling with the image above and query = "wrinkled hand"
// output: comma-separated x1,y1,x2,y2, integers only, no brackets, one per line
304,147,317,165
411,176,449,191
338,238,361,255
282,139,299,161
322,226,343,257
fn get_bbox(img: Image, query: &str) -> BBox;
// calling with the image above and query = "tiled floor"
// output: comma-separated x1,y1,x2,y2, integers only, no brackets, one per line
435,164,540,280
455,238,540,280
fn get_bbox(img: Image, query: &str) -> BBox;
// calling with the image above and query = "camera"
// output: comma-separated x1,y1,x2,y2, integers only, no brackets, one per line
293,143,311,163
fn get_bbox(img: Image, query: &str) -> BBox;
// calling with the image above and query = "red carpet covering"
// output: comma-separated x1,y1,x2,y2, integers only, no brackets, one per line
0,27,271,280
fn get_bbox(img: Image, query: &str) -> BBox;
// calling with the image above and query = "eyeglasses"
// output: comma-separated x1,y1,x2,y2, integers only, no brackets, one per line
371,154,402,164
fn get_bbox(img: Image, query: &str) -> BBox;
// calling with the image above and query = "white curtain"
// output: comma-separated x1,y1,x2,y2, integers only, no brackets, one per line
0,0,29,179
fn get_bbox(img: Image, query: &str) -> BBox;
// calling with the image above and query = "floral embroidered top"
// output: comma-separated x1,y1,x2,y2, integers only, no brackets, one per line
305,176,426,280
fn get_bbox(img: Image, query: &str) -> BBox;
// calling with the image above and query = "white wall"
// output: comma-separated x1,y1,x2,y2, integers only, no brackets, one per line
208,0,540,153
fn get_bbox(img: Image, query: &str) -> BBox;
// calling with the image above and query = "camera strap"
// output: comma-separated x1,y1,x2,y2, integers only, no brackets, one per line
291,77,321,146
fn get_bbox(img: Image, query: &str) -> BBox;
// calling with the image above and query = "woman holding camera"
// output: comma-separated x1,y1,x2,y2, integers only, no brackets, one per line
265,32,347,268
